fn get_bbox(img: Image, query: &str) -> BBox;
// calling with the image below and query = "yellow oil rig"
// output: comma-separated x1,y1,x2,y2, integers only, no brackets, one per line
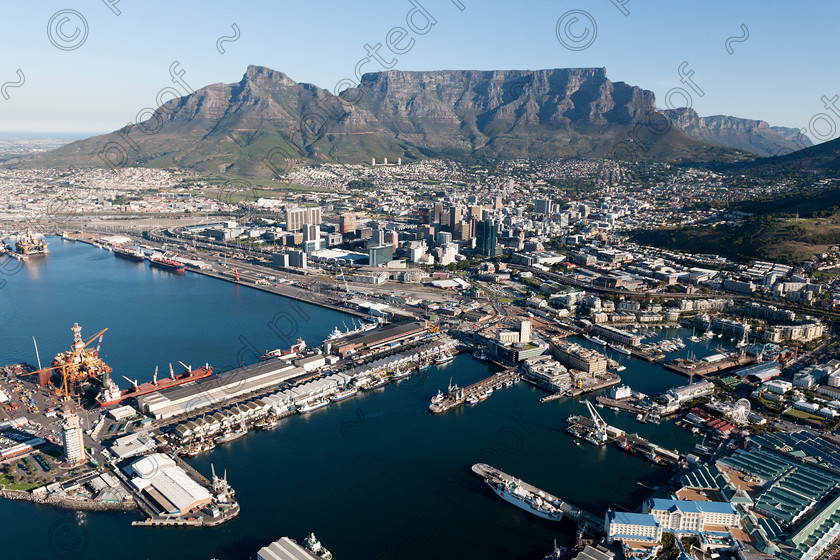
24,323,111,401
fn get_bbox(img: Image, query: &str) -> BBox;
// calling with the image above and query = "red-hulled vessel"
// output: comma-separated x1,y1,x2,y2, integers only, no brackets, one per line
113,245,145,262
97,364,213,407
150,253,186,273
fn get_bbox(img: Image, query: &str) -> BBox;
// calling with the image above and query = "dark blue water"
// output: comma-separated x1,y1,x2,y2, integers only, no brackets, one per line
0,239,700,560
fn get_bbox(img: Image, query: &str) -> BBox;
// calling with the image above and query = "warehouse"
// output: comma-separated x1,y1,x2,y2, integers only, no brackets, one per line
136,360,308,420
329,321,429,357
125,453,212,516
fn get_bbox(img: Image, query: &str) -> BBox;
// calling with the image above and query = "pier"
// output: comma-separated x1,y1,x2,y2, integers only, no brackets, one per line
566,414,683,466
429,367,520,414
663,353,753,378
471,463,604,533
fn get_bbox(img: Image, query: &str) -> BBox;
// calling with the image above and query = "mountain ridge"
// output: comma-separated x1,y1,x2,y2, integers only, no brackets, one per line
6,65,784,177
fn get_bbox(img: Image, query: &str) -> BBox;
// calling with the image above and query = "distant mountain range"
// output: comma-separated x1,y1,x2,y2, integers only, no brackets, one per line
6,65,820,176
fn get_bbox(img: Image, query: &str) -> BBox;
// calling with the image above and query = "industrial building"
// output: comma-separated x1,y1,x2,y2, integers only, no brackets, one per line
328,321,429,357
125,453,212,516
136,360,310,420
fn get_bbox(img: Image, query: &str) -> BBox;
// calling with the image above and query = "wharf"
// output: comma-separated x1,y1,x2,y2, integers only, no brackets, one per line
429,367,520,414
471,463,604,533
595,395,646,415
568,373,622,397
663,353,753,378
566,416,682,465
628,347,665,362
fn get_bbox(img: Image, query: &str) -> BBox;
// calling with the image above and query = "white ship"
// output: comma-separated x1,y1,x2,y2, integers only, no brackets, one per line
474,465,563,522
608,344,631,355
583,335,607,346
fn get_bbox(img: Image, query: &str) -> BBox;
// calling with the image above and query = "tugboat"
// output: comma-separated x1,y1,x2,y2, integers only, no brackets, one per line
304,533,333,560
431,390,445,404
472,348,490,361
435,349,455,365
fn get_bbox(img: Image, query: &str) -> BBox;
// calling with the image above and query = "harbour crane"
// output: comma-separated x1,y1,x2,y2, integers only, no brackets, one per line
585,400,609,443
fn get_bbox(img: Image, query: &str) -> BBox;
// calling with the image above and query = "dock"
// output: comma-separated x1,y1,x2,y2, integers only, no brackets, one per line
429,368,520,414
628,346,665,362
471,463,604,533
663,353,753,378
566,415,683,466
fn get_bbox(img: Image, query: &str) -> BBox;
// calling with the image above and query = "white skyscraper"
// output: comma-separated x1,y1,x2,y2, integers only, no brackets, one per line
62,413,85,465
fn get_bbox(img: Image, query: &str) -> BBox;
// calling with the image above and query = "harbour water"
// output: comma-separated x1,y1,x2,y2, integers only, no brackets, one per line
1,239,703,560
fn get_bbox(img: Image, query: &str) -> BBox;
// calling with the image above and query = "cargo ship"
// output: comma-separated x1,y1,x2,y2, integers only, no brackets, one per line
97,363,213,407
14,230,49,256
472,463,564,522
113,245,145,262
149,253,185,273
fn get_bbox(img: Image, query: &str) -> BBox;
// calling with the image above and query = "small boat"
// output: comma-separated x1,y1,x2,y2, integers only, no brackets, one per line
573,440,581,447
477,392,489,401
330,387,358,402
297,399,330,413
215,428,248,444
391,367,411,380
609,344,631,355
255,416,279,429
436,352,455,365
467,395,480,405
419,363,432,372
583,335,607,346
472,349,490,361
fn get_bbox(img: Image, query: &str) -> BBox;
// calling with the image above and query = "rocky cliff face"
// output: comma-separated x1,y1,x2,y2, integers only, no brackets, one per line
663,107,812,156
14,65,752,176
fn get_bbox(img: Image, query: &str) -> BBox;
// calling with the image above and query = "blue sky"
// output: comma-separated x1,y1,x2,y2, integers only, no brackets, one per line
1,0,838,143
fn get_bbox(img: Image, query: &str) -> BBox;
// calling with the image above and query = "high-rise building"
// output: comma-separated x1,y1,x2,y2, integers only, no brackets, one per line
476,219,498,257
368,245,394,267
302,224,320,242
339,213,355,234
289,250,308,269
449,206,463,230
535,199,553,215
468,205,482,220
62,413,85,465
285,206,322,232
433,202,443,224
519,319,532,344
384,230,399,248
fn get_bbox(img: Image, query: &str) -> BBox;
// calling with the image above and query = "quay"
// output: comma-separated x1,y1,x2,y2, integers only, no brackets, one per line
663,353,754,378
628,346,665,362
566,414,683,466
594,395,647,415
471,463,604,533
429,366,520,414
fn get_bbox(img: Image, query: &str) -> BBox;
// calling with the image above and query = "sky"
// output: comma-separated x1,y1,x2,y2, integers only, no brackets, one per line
1,0,838,143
